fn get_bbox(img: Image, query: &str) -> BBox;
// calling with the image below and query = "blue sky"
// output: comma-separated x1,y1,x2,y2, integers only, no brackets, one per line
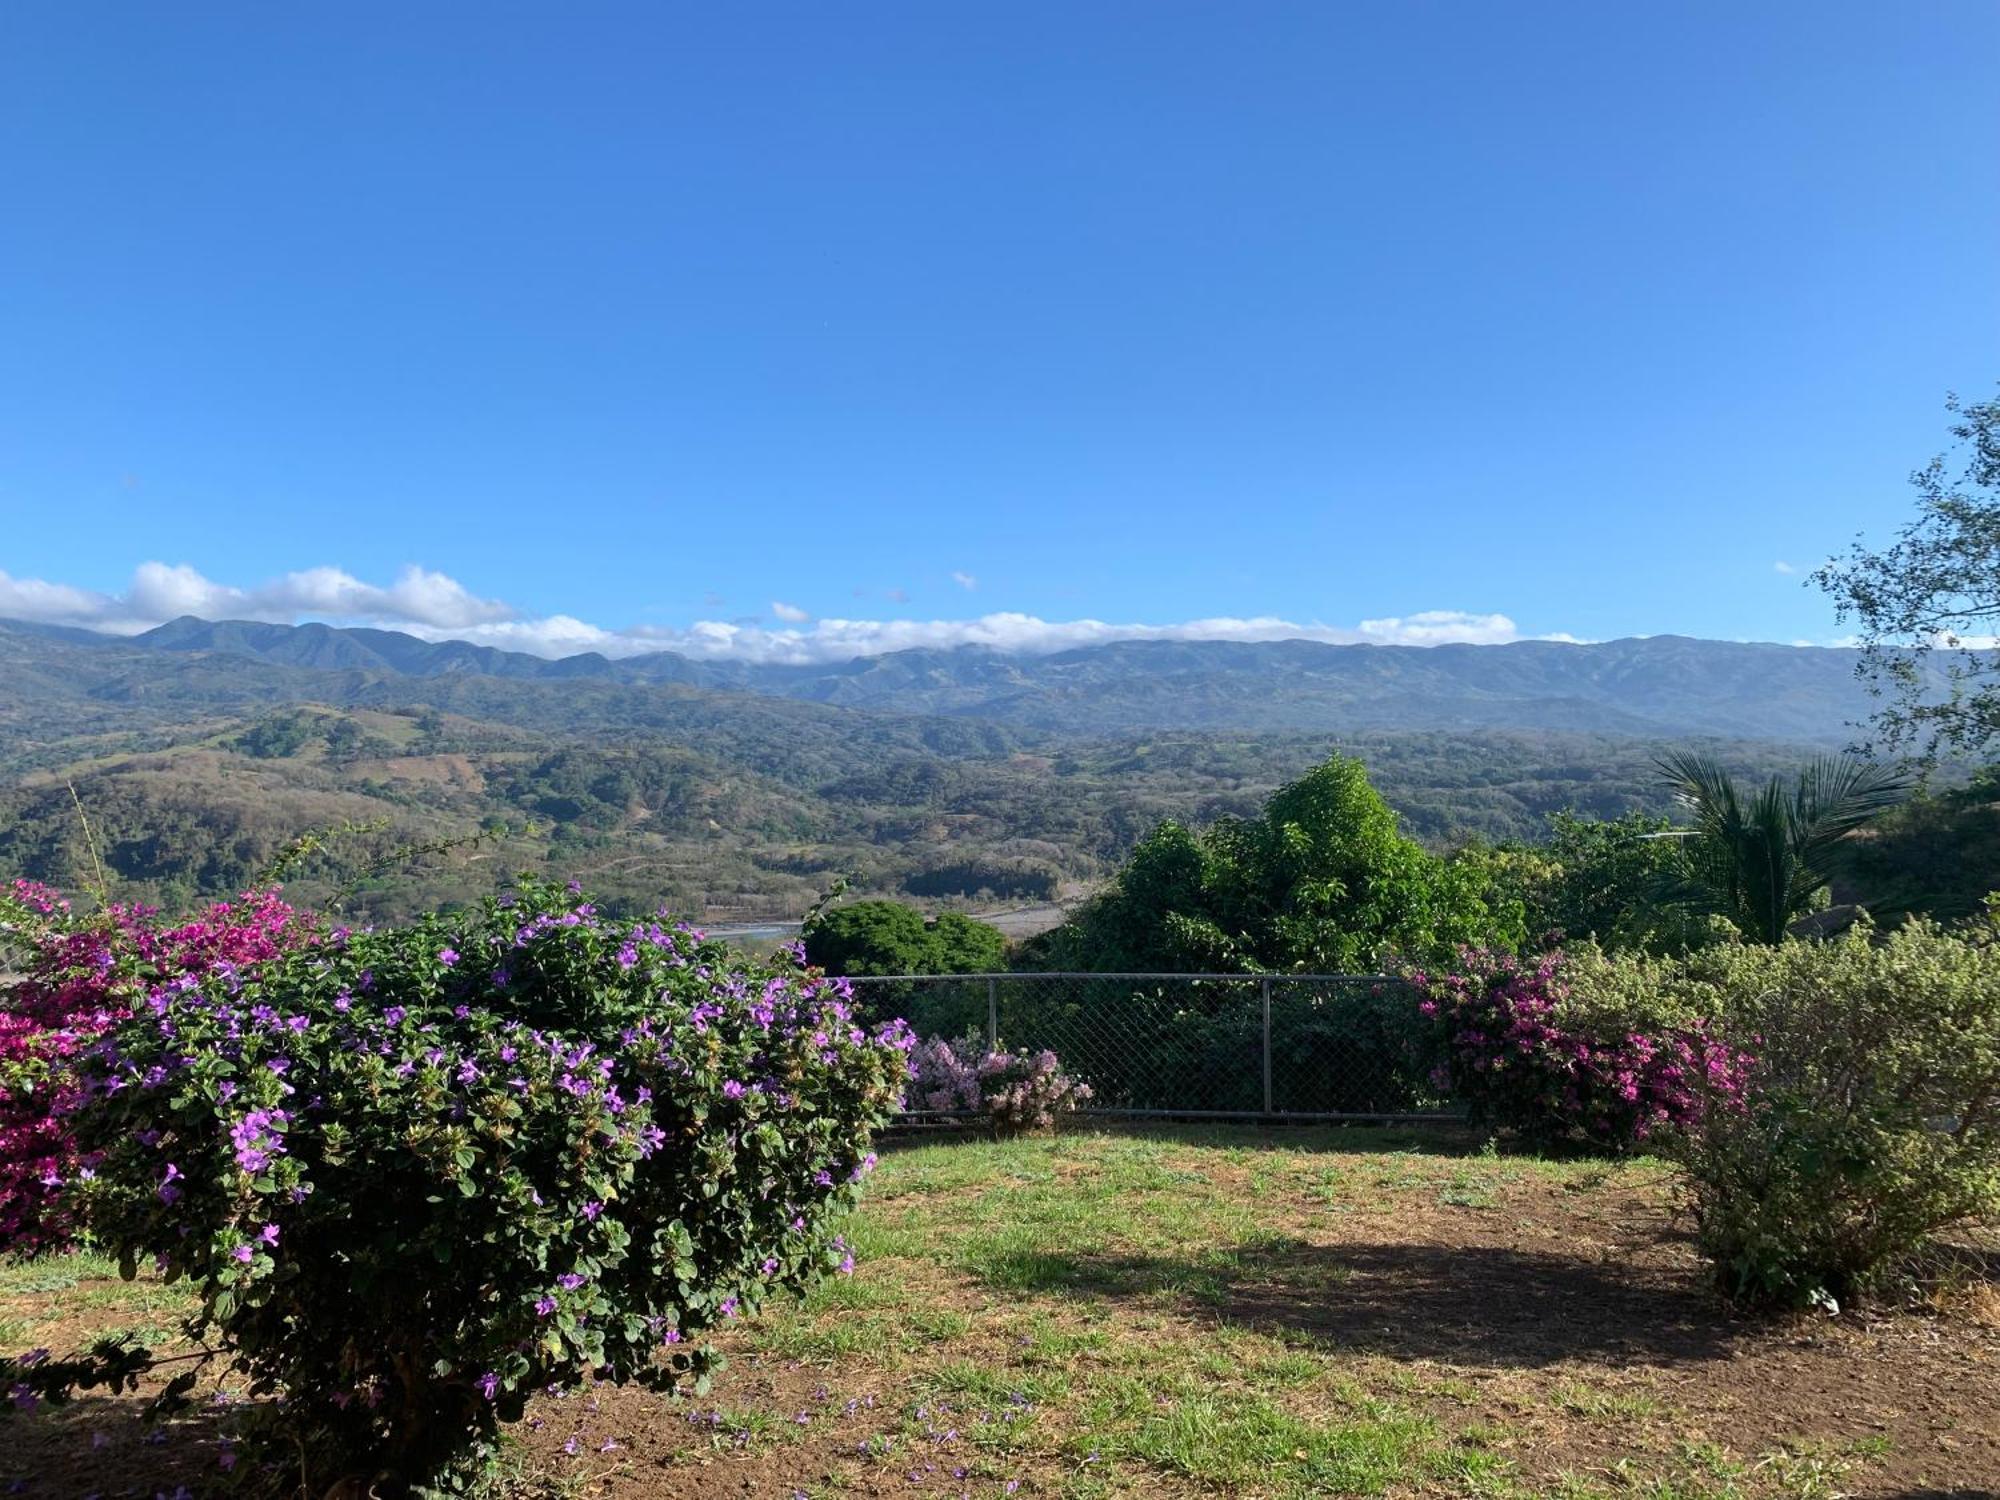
1,2,1995,662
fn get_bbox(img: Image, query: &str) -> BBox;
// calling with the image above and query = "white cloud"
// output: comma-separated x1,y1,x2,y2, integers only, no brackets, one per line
0,562,514,635
0,560,1583,665
1354,610,1524,646
0,571,124,628
950,571,977,591
1773,560,1797,575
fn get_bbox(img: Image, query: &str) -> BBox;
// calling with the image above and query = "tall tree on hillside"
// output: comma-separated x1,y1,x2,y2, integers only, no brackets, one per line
1029,755,1521,973
1652,751,1913,944
1815,386,2000,759
802,899,1004,977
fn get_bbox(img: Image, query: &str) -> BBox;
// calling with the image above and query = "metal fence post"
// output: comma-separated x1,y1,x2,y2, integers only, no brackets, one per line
986,976,999,1053
1260,976,1273,1116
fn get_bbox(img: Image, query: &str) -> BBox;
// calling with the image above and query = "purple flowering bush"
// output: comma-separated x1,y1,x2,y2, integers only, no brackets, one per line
979,1047,1093,1134
1409,946,1750,1152
904,1035,1092,1135
904,1035,983,1113
40,878,912,1494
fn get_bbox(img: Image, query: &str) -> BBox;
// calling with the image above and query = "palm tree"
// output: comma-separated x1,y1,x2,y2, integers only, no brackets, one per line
1652,751,1915,944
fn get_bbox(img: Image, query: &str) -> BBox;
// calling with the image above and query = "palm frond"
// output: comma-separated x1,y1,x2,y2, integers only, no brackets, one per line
1647,751,1911,945
1789,756,1916,860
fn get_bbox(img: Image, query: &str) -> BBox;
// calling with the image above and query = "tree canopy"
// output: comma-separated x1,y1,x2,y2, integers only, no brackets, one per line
802,899,1006,977
1816,386,2000,759
1027,754,1522,973
1462,810,1718,955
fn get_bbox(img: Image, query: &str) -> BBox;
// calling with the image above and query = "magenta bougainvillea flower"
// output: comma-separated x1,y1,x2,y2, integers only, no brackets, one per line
0,880,317,1251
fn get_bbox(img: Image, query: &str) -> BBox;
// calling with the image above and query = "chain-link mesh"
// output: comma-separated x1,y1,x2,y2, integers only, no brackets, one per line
847,973,1458,1122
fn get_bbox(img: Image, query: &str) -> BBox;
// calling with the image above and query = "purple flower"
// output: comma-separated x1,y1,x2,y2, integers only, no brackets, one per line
230,1109,287,1174
476,1371,499,1400
437,948,460,967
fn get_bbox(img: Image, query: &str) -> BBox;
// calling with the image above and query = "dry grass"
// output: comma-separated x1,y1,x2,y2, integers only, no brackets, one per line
5,1126,1997,1499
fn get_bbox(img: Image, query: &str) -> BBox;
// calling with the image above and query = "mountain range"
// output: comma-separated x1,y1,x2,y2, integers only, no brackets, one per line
7,615,1886,743
0,613,1905,923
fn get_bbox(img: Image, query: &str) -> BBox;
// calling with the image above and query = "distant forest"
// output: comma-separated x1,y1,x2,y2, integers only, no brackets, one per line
0,696,1818,924
0,619,1983,925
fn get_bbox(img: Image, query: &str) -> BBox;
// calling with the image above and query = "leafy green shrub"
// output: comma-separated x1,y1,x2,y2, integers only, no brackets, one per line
1650,921,2000,1305
803,901,1006,1033
56,878,912,1494
1458,811,1724,955
804,900,1005,978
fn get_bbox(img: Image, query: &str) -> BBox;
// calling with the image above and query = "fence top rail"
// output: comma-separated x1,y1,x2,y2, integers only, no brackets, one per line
842,971,1404,983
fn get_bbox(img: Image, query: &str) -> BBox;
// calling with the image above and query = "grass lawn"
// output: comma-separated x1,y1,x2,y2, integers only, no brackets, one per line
5,1125,1996,1499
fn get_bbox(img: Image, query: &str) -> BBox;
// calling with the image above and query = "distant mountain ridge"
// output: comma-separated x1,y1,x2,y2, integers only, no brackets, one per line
2,614,1887,742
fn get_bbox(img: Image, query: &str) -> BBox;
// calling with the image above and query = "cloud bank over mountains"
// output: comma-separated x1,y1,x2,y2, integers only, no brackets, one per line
0,561,1578,665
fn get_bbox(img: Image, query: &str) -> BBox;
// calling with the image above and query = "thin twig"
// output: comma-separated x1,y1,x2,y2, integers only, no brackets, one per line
64,779,109,907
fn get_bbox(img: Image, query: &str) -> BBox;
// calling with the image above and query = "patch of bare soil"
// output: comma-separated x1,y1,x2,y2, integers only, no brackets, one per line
347,754,485,791
1226,1170,2000,1497
1,1352,240,1498
505,1359,1074,1500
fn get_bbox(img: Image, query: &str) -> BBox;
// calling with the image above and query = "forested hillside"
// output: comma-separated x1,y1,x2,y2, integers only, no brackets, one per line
0,613,1832,923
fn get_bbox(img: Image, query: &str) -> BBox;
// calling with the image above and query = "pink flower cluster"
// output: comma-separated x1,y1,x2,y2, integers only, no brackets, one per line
1410,947,1749,1149
0,880,315,1250
978,1047,1093,1135
904,1035,1092,1134
904,1036,983,1113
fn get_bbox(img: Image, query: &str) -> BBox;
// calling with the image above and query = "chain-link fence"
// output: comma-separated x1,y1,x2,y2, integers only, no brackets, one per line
847,973,1459,1122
